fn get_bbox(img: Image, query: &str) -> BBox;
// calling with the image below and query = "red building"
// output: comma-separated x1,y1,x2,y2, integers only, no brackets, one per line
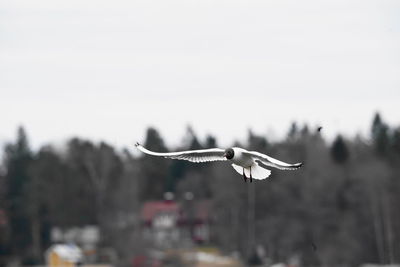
140,199,212,247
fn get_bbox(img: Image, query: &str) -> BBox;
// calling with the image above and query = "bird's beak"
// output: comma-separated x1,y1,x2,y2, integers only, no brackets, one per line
223,153,227,158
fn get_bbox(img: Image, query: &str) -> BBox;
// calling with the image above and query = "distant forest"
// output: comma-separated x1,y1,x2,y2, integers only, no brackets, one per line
1,112,400,267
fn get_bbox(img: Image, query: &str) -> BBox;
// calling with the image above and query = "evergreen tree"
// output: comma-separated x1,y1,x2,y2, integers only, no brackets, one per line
371,112,390,155
27,146,63,260
140,127,169,200
204,135,217,148
331,135,349,164
3,127,33,256
287,121,299,140
144,127,168,152
168,126,205,192
301,124,310,138
65,138,100,225
29,147,67,227
181,125,202,150
248,130,268,151
391,127,400,156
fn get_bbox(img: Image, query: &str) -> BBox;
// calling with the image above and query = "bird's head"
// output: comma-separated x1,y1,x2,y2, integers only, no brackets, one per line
223,148,234,160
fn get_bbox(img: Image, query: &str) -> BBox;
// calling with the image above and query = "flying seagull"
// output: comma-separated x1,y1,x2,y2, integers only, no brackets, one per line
135,143,302,183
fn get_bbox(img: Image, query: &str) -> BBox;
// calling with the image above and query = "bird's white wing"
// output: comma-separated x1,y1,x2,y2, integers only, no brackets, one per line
135,142,226,163
243,150,302,170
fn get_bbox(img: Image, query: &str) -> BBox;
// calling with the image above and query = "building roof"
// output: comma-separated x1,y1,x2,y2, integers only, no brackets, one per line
141,201,180,222
141,200,212,223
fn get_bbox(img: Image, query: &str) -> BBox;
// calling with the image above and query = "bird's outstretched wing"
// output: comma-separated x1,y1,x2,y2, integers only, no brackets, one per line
243,150,302,170
135,142,226,163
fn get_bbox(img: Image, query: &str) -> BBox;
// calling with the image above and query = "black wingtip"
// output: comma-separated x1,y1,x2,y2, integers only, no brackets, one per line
297,162,303,168
135,142,140,147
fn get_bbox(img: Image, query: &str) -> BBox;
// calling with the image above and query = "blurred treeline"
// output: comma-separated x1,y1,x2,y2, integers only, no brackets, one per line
1,112,400,267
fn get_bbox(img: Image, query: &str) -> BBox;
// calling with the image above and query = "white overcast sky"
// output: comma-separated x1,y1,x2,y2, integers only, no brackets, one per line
1,0,400,151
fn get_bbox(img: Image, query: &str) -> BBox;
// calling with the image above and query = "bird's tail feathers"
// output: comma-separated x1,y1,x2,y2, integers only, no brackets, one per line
231,162,271,180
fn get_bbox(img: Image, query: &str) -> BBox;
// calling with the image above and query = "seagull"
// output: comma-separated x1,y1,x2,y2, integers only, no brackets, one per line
135,143,302,183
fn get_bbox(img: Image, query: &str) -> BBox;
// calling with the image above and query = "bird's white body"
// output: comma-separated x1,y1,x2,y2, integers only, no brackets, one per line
230,147,254,167
228,147,272,180
230,147,254,168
